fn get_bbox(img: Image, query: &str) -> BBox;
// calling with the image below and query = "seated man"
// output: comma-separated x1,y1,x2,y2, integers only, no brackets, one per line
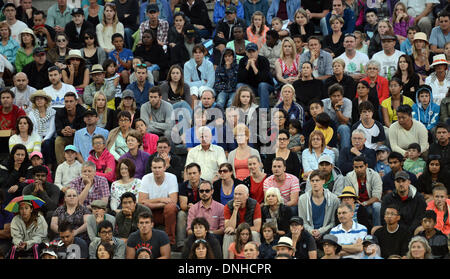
428,123,450,170
185,126,227,182
338,129,377,175
371,31,405,79
214,5,246,42
415,210,449,259
11,72,36,111
89,220,126,259
145,136,183,183
64,8,93,49
330,203,367,258
236,42,274,109
305,155,348,196
286,216,318,259
43,66,77,109
430,11,450,54
194,87,224,127
322,83,352,153
86,200,116,242
55,221,89,259
299,170,340,241
222,184,261,259
125,64,153,109
299,36,333,81
32,10,56,51
21,47,52,90
258,30,282,74
83,64,116,109
115,192,151,242
138,157,178,247
345,156,383,227
321,0,355,36
0,89,26,156
125,211,171,259
336,186,371,230
382,151,419,195
140,86,174,140
389,105,429,156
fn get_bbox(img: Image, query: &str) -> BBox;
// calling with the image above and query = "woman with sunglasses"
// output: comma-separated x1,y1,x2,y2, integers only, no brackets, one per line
50,188,90,242
213,163,243,206
47,32,71,70
181,217,222,259
80,29,107,70
417,156,450,203
62,50,90,89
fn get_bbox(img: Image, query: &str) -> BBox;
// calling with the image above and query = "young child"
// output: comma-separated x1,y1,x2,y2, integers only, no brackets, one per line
54,145,82,192
403,143,426,177
314,112,334,146
364,8,378,40
213,48,239,109
258,222,278,259
271,17,289,40
246,11,270,49
108,33,133,85
400,26,419,55
374,145,391,177
412,85,440,131
416,210,449,259
292,34,305,55
30,151,53,183
103,58,122,108
134,118,159,155
288,119,305,162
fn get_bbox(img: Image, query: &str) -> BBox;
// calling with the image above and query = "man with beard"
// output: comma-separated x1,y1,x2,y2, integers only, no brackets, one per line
428,123,450,169
11,72,36,111
140,86,174,140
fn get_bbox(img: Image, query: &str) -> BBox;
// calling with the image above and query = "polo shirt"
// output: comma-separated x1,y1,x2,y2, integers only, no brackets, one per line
47,4,73,28
430,26,450,49
287,230,317,259
330,221,367,258
73,127,109,161
263,173,300,204
322,97,353,124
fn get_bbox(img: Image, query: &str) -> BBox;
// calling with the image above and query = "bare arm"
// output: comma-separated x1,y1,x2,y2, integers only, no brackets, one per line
50,216,59,234
287,192,299,207
74,214,89,236
0,223,11,239
250,218,262,233
158,243,171,259
126,246,135,259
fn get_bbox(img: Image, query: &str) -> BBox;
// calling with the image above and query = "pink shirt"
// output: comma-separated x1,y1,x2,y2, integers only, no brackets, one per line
142,133,159,155
187,200,225,232
234,158,249,181
263,173,300,204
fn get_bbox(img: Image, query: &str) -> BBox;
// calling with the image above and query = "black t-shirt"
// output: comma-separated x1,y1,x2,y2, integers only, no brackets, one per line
301,0,332,14
286,230,317,259
126,229,170,259
374,225,411,258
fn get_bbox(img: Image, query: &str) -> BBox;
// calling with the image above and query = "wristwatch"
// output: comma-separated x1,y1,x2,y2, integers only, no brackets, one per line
362,201,367,206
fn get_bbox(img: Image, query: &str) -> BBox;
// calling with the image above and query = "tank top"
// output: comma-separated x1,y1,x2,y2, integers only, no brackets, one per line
234,158,249,181
278,57,299,77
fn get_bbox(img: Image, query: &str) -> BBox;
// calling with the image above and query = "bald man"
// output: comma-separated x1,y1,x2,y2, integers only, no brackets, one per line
11,72,36,111
222,184,262,258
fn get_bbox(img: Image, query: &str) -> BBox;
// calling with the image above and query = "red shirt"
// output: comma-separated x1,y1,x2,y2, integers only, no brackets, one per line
250,175,267,204
0,105,26,131
224,202,262,225
276,0,288,20
357,178,370,202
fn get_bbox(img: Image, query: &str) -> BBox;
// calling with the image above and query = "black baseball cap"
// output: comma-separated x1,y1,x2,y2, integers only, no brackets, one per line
83,108,98,117
146,3,159,13
183,24,196,38
71,8,84,16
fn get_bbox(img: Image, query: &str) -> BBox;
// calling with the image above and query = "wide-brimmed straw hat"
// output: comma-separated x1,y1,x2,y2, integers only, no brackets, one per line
430,54,449,68
30,90,52,104
65,49,85,62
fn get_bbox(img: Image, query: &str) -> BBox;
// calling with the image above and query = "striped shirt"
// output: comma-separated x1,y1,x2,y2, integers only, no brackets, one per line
330,221,367,258
263,173,300,204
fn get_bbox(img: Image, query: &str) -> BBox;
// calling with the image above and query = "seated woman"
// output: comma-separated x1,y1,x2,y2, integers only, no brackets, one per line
226,25,250,64
119,130,150,179
50,188,90,242
181,217,222,259
263,129,301,179
47,32,71,70
8,116,41,155
134,119,159,156
87,134,116,183
390,2,414,44
15,28,36,73
114,91,140,128
392,54,421,101
0,21,19,67
9,199,48,259
361,60,390,104
62,50,90,91
246,11,270,49
275,84,305,127
231,85,259,127
409,32,433,82
275,37,300,87
96,3,124,54
92,91,115,131
83,0,104,26
213,163,243,206
0,144,32,203
228,124,261,181
228,222,253,259
351,80,380,125
288,8,314,44
381,77,415,128
302,130,335,178
417,155,450,203
110,158,142,214
322,15,345,58
168,12,190,48
188,239,216,259
106,111,134,161
261,187,292,236
133,29,168,83
264,109,290,154
242,155,267,204
293,61,326,108
80,29,107,70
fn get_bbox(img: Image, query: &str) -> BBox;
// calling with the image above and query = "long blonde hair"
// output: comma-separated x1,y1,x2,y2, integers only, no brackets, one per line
93,91,108,125
280,37,297,60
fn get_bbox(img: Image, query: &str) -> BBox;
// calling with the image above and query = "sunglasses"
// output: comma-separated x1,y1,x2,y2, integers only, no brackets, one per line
136,63,147,67
218,169,229,174
57,39,66,43
199,189,211,193
194,239,207,244
84,36,93,40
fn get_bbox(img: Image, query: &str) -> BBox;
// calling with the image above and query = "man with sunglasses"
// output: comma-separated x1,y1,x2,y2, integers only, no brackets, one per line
21,47,53,90
64,8,93,49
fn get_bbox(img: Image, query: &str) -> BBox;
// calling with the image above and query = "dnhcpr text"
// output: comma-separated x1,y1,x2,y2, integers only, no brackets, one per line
178,263,272,276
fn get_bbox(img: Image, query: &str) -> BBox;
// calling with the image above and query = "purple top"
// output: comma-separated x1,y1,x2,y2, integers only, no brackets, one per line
119,150,150,179
392,17,415,38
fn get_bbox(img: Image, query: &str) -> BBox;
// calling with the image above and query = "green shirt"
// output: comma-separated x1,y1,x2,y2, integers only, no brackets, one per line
323,173,334,190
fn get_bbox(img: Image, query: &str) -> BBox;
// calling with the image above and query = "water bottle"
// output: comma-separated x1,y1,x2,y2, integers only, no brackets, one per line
380,164,385,177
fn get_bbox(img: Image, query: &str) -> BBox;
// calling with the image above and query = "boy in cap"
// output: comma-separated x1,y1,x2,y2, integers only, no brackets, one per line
403,143,426,177
54,145,82,192
286,216,317,259
415,210,449,258
374,145,391,178
360,235,383,259
64,8,94,49
139,3,169,46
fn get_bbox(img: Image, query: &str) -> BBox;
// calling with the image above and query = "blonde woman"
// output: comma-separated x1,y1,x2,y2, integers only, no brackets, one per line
246,11,270,49
323,15,345,58
93,91,115,130
96,3,124,53
275,37,300,85
410,32,432,81
261,187,292,236
406,236,433,259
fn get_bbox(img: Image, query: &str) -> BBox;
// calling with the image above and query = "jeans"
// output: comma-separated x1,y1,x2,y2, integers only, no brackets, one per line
196,28,211,40
289,205,299,217
337,124,351,153
42,137,56,167
216,91,236,109
124,27,135,49
365,202,381,227
237,82,274,109
319,17,329,36
173,100,192,125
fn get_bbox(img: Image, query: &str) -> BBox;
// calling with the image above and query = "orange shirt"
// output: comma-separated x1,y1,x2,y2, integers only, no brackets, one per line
427,199,450,235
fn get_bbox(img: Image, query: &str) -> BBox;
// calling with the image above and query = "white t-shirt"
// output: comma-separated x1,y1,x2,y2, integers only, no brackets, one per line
10,20,27,44
372,50,405,79
425,72,450,105
140,172,178,199
44,83,77,108
354,121,382,150
337,51,369,74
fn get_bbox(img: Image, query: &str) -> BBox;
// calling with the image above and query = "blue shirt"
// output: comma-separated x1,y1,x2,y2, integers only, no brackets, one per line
0,38,19,64
220,187,234,205
400,38,413,56
108,48,133,72
429,26,450,49
311,196,326,229
126,81,153,109
73,127,109,161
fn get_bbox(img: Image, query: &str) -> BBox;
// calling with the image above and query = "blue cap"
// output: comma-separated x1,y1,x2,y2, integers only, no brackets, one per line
245,43,258,52
64,145,78,153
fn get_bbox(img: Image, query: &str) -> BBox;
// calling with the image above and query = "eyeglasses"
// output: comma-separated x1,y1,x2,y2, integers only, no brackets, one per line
367,67,378,70
218,169,229,174
199,189,211,193
99,230,113,235
93,141,104,146
385,212,399,217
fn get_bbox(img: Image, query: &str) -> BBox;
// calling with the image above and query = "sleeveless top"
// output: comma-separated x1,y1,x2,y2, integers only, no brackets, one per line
234,158,249,181
278,56,299,77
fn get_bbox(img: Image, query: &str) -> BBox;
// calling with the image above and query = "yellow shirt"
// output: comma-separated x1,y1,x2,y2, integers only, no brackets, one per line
314,126,334,145
381,96,414,123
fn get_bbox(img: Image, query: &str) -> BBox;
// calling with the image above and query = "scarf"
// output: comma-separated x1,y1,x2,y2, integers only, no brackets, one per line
32,108,55,138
